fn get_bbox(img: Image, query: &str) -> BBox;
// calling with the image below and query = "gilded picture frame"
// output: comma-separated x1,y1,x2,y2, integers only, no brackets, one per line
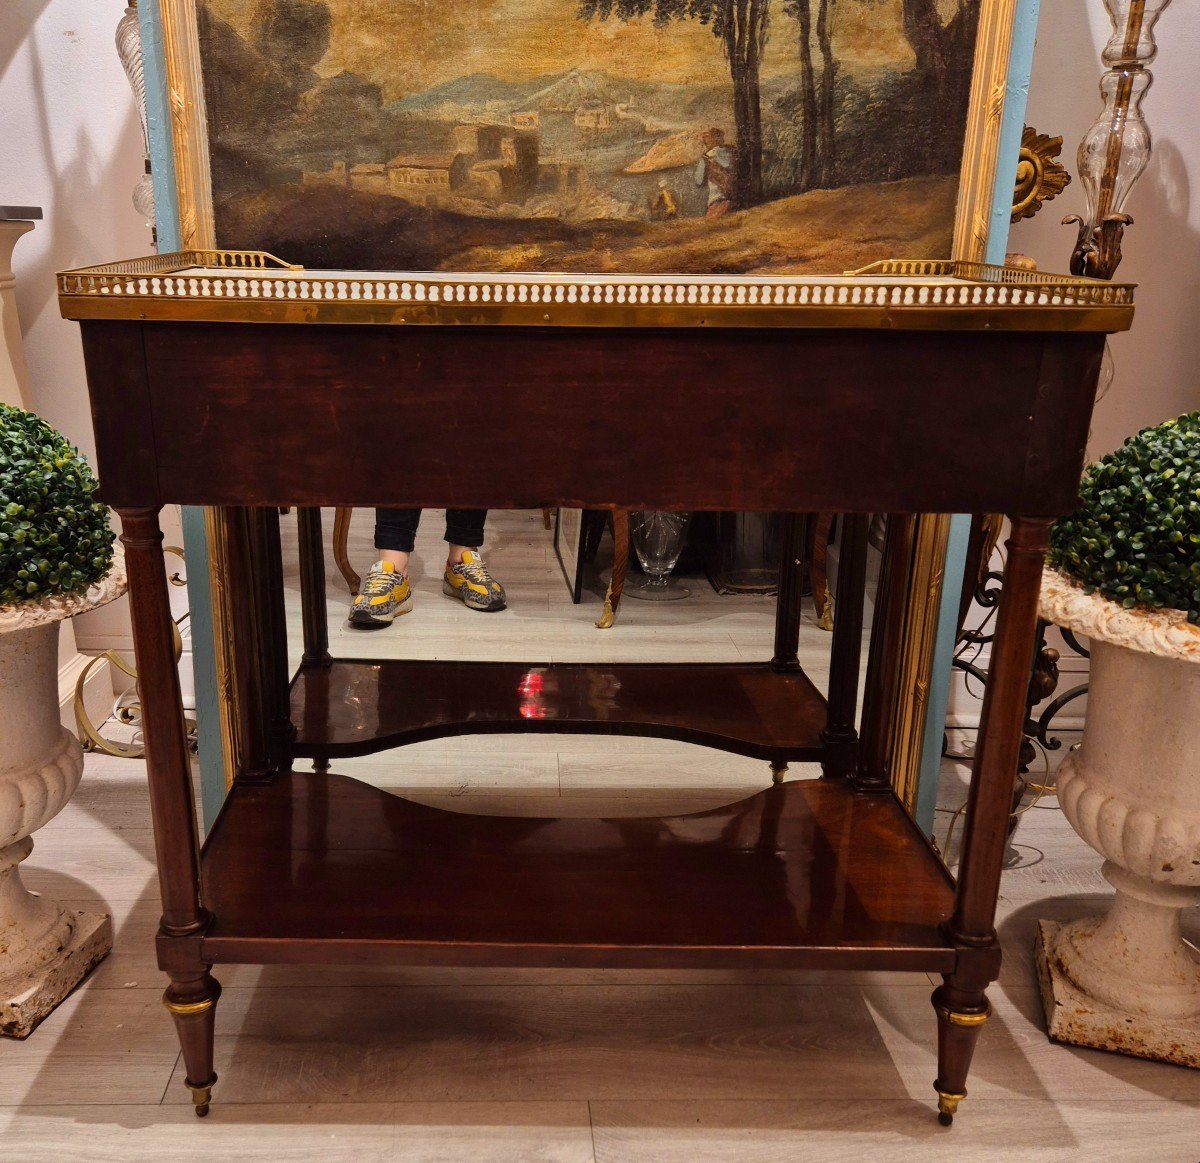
145,0,1033,811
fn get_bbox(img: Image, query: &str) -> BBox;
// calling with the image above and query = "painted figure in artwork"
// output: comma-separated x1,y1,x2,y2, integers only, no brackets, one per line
197,0,983,274
694,128,736,218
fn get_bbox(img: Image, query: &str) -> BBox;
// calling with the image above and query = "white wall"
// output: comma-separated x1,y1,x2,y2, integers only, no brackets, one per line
1,1,192,697
1,0,156,657
1015,0,1200,457
1,0,151,453
948,0,1200,728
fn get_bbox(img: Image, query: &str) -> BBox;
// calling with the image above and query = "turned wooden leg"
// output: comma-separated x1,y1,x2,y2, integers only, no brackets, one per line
118,508,218,1113
810,512,835,630
931,981,991,1126
771,512,807,671
164,971,222,1117
935,516,1051,1124
597,509,630,629
297,507,331,668
822,513,869,778
332,507,360,595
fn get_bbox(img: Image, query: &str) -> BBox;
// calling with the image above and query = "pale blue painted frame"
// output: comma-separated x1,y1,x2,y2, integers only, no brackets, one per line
139,0,1043,835
139,1,227,832
913,0,1045,836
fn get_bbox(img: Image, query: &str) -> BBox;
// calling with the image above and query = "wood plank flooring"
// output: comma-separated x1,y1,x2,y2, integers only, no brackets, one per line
6,510,1197,1160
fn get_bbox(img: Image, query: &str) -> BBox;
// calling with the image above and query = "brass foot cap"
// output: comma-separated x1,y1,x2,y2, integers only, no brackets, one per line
936,1089,966,1126
187,1075,217,1118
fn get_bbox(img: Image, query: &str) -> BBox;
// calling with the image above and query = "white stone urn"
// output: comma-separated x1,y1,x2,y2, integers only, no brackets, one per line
1036,566,1200,1068
0,559,126,1038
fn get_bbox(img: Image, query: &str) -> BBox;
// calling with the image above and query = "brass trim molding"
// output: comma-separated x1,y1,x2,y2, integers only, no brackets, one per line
889,515,952,813
936,1002,994,1028
936,1089,967,1120
203,508,241,791
952,0,1021,263
57,252,1134,332
162,996,216,1017
159,0,213,249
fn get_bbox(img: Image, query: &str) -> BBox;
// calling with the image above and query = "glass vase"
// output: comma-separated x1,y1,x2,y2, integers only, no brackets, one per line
629,511,691,602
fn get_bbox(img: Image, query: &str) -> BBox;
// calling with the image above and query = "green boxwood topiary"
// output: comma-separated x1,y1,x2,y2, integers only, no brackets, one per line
1,404,115,605
1048,411,1200,624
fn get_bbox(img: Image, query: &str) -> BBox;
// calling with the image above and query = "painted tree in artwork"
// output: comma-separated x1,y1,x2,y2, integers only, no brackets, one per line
782,0,818,188
902,0,981,106
577,0,772,208
782,0,836,189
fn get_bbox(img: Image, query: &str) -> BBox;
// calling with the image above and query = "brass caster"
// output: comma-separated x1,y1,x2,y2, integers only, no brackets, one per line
770,761,788,785
817,595,834,632
936,1089,965,1127
188,1076,216,1118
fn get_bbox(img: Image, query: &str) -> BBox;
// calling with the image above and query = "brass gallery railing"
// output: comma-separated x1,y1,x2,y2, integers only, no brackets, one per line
57,251,1136,328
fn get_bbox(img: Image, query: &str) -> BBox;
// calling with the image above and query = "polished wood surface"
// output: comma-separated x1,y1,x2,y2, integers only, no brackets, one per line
292,660,829,763
85,321,1104,515
73,290,1116,1122
201,770,956,970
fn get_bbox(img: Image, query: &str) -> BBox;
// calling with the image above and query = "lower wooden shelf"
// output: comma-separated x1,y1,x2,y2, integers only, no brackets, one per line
291,659,831,762
199,770,957,972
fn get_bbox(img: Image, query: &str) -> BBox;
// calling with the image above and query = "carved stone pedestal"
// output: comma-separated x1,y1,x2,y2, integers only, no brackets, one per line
1036,570,1200,1068
1,900,112,1039
0,567,126,1038
1037,918,1199,1069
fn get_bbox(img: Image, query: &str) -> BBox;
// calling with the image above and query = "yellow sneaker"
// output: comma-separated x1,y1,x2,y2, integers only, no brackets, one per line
443,550,506,612
349,560,412,628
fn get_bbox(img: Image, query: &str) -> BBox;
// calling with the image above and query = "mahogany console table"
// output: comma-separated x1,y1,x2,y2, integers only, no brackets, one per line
60,253,1133,1124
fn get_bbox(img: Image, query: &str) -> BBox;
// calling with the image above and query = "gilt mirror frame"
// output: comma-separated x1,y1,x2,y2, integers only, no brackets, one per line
142,0,1036,814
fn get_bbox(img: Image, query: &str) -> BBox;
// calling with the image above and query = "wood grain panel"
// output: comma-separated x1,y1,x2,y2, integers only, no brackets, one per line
80,321,1099,514
199,770,956,970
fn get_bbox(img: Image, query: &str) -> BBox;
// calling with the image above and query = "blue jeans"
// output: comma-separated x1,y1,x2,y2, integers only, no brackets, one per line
373,509,487,555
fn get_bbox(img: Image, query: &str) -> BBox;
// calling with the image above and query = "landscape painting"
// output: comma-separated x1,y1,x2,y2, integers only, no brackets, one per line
198,0,983,274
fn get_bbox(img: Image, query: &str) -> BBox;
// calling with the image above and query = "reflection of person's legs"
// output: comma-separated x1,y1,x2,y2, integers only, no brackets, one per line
442,509,507,612
348,509,419,629
444,510,486,562
376,508,421,576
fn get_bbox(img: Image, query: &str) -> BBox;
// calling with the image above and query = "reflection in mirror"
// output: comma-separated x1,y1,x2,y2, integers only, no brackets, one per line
279,508,880,818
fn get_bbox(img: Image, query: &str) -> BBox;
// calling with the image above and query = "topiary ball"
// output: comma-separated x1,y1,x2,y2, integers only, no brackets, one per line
1048,411,1200,624
0,404,115,606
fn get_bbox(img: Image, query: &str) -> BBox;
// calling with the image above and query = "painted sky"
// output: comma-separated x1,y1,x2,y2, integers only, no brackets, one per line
205,0,918,101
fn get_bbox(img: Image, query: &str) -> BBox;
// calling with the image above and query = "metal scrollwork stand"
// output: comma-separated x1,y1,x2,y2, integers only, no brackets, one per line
74,546,198,758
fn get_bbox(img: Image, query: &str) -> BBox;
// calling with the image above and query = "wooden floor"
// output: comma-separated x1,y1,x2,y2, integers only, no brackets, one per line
6,510,1198,1160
